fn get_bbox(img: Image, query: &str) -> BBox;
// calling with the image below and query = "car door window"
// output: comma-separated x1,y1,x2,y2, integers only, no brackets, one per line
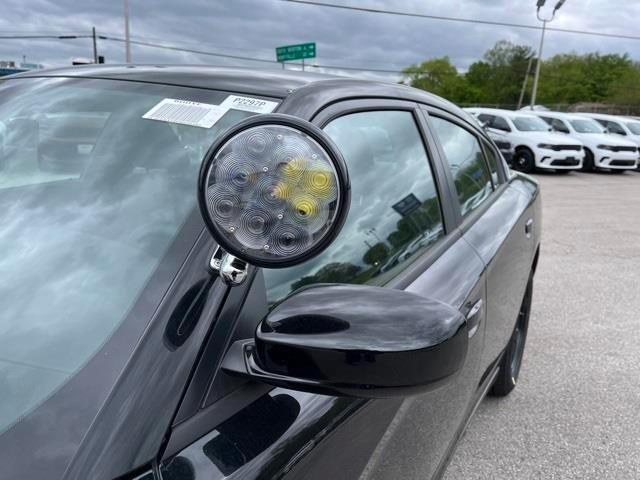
491,115,511,132
549,118,569,133
476,113,493,127
431,116,493,217
263,110,444,304
606,120,626,135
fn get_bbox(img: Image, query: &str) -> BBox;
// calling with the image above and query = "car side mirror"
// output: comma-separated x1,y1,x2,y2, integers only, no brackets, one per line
222,284,468,398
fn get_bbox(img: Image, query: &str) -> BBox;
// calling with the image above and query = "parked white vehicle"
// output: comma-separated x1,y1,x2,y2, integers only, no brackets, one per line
464,108,584,173
529,112,638,172
577,113,640,143
576,113,640,171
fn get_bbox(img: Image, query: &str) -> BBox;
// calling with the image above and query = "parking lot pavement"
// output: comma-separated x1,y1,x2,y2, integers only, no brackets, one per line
443,170,640,479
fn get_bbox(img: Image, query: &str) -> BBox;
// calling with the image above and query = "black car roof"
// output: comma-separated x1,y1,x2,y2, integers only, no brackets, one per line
11,64,464,112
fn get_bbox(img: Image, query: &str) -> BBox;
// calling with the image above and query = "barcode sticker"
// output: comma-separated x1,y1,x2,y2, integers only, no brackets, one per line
142,99,228,128
220,95,278,114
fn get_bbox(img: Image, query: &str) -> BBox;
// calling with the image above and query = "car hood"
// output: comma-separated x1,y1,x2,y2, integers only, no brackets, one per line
585,133,638,147
530,132,583,145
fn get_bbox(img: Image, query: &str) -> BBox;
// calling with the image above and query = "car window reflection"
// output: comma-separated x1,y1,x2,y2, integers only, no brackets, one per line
263,110,445,304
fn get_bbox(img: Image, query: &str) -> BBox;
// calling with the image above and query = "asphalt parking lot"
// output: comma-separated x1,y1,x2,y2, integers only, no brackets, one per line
443,170,640,479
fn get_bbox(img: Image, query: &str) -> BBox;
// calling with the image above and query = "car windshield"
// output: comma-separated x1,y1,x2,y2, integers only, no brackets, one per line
0,77,261,436
512,116,550,132
624,121,640,135
570,119,605,133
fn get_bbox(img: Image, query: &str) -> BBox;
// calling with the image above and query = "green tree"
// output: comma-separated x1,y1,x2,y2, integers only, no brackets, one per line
403,56,479,103
608,65,640,105
362,242,390,266
537,53,635,104
403,40,640,107
466,40,535,104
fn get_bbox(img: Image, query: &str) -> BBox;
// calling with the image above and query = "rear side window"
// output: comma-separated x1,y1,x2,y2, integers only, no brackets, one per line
477,113,493,125
551,118,569,133
606,120,626,135
263,110,444,304
431,116,493,217
492,115,511,132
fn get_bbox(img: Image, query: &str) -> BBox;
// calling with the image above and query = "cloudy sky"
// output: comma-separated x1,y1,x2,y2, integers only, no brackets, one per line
1,0,640,80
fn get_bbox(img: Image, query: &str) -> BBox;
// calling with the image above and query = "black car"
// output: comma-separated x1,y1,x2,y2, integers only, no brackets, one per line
0,66,541,480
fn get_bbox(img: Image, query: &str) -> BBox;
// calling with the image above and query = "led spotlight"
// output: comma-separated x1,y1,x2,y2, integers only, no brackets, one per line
198,114,350,268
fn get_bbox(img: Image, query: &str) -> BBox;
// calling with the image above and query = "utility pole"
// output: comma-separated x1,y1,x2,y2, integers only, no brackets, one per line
124,0,132,63
92,27,98,64
530,0,567,108
517,56,534,110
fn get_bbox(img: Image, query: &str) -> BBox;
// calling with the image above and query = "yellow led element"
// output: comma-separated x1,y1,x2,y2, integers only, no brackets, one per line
281,157,306,181
291,193,320,218
305,169,334,198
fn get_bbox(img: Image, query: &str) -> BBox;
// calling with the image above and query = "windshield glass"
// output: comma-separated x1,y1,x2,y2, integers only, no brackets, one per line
512,116,551,132
570,119,605,133
624,122,640,135
0,77,261,436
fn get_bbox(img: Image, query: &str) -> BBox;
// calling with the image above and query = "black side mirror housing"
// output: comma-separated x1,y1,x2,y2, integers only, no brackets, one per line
222,284,468,398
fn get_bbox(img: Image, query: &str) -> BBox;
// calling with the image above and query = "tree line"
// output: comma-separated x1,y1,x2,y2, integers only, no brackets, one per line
402,40,640,107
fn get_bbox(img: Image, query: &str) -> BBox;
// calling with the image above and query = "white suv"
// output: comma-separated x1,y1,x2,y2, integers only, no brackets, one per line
465,108,584,173
576,113,640,171
530,112,638,172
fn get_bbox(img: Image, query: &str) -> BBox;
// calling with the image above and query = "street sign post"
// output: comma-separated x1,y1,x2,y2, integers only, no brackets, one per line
276,42,316,71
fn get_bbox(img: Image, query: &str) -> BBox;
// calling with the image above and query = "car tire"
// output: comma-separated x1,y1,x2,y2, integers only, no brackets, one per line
582,149,595,172
513,149,535,173
489,275,533,397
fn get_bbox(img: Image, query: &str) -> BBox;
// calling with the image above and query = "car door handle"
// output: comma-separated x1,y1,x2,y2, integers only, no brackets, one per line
466,299,483,339
525,218,534,238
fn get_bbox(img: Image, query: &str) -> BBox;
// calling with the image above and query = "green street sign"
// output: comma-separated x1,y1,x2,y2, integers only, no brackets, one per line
276,42,316,62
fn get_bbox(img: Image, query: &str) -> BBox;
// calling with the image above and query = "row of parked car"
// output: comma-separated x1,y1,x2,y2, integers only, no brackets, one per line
465,107,640,174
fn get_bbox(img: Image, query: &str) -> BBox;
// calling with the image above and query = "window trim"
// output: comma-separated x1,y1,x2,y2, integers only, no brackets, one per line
480,138,507,185
420,105,509,234
312,99,457,235
309,98,457,289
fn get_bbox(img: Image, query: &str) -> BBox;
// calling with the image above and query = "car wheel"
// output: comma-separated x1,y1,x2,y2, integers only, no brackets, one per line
489,275,533,397
582,149,595,172
513,149,535,173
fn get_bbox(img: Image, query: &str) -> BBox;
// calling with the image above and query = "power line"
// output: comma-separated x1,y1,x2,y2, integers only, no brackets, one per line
1,31,405,74
123,32,408,68
100,35,276,64
0,34,92,39
277,0,640,42
100,35,411,74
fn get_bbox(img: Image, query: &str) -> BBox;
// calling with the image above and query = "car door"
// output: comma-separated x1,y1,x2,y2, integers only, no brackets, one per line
427,109,538,376
158,100,488,480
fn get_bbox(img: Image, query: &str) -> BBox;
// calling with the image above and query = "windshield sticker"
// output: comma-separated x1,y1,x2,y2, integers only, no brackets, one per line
220,95,278,114
142,98,228,129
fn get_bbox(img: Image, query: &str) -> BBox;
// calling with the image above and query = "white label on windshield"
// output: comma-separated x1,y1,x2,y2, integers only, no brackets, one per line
220,95,278,114
142,98,228,128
